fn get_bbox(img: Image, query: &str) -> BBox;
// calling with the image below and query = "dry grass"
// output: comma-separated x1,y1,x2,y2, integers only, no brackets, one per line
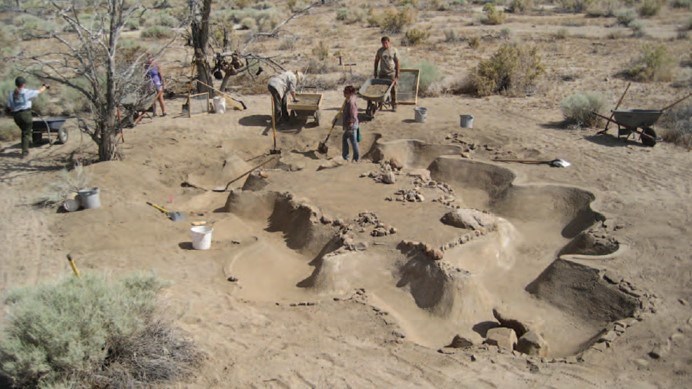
469,43,545,97
659,103,692,149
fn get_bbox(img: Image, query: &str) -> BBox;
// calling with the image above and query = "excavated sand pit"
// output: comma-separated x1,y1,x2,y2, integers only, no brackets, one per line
215,139,640,357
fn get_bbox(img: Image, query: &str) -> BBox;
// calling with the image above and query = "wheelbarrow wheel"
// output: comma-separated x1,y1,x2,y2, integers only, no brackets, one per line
57,127,69,144
641,127,657,147
314,109,321,126
32,131,42,145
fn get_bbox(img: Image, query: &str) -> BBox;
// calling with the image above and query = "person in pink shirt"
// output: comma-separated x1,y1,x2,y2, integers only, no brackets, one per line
341,85,360,162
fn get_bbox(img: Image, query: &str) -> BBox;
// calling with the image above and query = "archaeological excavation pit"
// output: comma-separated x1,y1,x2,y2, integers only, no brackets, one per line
214,139,641,358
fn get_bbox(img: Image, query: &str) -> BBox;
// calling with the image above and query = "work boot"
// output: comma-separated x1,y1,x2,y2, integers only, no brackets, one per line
21,150,29,159
392,104,397,112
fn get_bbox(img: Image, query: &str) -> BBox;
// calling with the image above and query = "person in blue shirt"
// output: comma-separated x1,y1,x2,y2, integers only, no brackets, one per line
145,57,166,117
6,77,48,158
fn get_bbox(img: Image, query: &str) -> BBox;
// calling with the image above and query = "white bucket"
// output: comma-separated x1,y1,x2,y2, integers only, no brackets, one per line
190,226,213,250
414,107,427,123
460,114,474,128
213,96,226,114
77,187,101,209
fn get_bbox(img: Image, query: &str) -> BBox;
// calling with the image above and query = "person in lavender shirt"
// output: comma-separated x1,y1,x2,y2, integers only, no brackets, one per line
145,57,166,117
341,85,360,162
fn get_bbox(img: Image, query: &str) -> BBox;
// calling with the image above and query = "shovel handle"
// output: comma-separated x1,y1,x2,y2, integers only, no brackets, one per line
146,202,169,214
324,101,347,143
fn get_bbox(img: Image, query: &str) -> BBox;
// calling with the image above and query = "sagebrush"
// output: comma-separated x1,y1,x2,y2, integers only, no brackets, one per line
469,43,545,96
560,91,607,127
624,44,675,81
0,274,203,388
659,103,692,149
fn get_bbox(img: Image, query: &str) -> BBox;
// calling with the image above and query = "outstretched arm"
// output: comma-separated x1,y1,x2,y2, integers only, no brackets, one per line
374,53,380,78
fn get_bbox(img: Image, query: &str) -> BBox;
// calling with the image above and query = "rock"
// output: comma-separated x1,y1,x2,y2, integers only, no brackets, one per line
598,330,617,343
227,276,238,282
320,215,333,224
441,208,497,231
516,331,549,357
429,249,444,261
492,308,532,338
382,172,396,184
354,242,369,251
389,227,397,234
449,335,475,349
633,358,649,368
317,159,344,171
470,354,477,362
485,327,518,351
407,169,431,182
389,158,404,170
603,271,622,284
649,341,670,359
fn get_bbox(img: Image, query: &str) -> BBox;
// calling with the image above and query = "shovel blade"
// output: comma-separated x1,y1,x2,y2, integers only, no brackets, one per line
168,212,185,221
317,142,328,154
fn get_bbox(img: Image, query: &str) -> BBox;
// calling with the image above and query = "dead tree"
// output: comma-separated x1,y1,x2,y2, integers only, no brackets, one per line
22,0,160,161
189,0,213,95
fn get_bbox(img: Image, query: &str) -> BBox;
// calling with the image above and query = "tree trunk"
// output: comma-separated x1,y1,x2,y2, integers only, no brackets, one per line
191,0,213,95
99,128,119,161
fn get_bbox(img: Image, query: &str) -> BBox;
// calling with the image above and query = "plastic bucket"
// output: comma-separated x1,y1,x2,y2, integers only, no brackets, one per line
213,96,226,114
77,187,101,209
190,226,213,250
414,107,427,123
63,199,81,212
460,114,474,128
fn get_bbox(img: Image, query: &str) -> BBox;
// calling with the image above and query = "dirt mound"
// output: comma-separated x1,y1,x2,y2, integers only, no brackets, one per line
559,227,620,257
370,139,463,169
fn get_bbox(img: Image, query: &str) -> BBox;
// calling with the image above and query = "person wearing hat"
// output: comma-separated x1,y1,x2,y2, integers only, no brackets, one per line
267,70,303,124
6,76,48,158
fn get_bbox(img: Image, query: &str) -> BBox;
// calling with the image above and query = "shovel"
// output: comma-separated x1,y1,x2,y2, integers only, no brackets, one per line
269,97,281,155
317,102,346,154
212,155,278,192
146,202,185,221
493,158,571,168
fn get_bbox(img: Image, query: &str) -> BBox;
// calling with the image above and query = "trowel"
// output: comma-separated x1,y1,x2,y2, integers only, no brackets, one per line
146,202,185,221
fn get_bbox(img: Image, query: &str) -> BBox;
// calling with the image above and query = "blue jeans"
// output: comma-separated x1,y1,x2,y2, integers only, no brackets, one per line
342,128,359,162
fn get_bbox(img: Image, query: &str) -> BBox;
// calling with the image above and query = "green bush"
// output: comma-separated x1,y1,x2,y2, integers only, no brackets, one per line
638,0,663,16
482,3,505,25
659,103,692,149
615,8,637,26
560,91,607,127
376,7,417,33
0,119,19,142
140,25,175,39
669,0,691,8
403,28,430,45
559,0,595,12
507,0,534,13
0,274,202,388
624,44,675,81
444,29,459,42
555,28,569,39
629,19,646,37
405,60,443,96
470,43,545,97
585,0,620,16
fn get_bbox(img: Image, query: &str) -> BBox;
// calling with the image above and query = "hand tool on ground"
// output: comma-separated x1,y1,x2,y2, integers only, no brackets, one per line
67,254,80,278
269,97,281,155
212,155,278,192
317,101,346,154
194,79,247,110
493,158,571,168
598,82,630,135
146,201,185,221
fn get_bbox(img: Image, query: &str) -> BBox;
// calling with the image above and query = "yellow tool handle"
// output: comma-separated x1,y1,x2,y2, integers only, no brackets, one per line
146,201,169,214
67,254,80,278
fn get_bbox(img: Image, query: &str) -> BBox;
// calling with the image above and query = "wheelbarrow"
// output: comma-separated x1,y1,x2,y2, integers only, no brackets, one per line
358,78,394,119
591,92,691,147
32,116,69,145
287,93,322,126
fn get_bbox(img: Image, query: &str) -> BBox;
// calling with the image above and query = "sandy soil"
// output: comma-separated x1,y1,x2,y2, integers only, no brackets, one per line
1,2,691,388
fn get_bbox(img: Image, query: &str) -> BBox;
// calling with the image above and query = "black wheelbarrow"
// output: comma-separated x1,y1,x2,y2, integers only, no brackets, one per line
32,116,69,145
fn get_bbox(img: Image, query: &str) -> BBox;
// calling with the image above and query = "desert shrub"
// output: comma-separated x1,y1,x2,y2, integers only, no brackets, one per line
629,19,646,36
376,6,417,33
659,103,692,149
33,165,91,207
145,12,178,28
444,29,459,42
624,44,674,81
555,28,569,39
404,60,443,96
124,17,140,31
306,58,339,74
140,25,174,39
0,274,203,388
507,0,534,13
0,120,19,142
240,17,257,30
468,35,481,48
312,40,330,61
257,12,281,32
430,0,452,10
615,8,637,26
668,0,691,8
560,91,607,127
638,0,663,16
235,0,252,8
403,28,430,45
279,36,297,50
469,43,545,96
14,13,54,40
482,3,505,25
585,0,619,16
336,7,366,24
559,0,595,12
499,27,512,39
